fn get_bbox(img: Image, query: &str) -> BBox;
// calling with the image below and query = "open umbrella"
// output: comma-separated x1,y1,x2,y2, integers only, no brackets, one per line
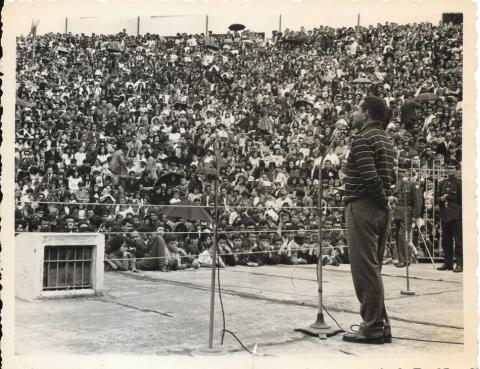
352,77,372,84
205,42,220,51
283,34,310,46
172,101,188,110
158,200,213,223
293,98,314,109
229,24,246,32
415,92,437,102
193,102,203,111
283,38,304,46
158,172,183,188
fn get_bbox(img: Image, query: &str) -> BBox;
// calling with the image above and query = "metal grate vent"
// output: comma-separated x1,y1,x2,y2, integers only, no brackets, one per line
43,245,94,291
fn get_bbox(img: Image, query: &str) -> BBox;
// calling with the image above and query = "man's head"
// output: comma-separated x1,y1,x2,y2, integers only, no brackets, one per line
110,236,127,253
446,163,459,178
122,218,134,233
232,235,243,249
201,233,213,248
165,234,178,251
352,96,387,130
218,234,228,249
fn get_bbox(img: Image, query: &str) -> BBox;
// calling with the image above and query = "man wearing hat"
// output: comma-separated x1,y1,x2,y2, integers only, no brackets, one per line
392,168,423,267
437,164,463,272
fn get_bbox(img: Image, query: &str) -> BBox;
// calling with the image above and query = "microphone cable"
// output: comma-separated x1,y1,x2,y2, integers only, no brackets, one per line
217,256,255,355
216,254,461,351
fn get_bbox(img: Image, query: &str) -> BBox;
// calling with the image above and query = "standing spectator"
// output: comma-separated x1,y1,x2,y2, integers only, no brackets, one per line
437,164,462,272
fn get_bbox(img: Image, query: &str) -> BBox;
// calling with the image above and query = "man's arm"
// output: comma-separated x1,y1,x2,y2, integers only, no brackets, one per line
105,253,129,271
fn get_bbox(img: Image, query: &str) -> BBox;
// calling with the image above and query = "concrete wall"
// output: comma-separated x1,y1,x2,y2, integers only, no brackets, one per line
15,233,105,301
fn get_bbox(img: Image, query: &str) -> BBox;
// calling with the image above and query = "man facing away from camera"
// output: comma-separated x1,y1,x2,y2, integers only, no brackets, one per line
342,96,396,345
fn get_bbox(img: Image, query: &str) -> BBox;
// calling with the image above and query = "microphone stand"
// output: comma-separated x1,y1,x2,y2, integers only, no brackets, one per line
401,181,415,296
298,129,343,338
198,133,225,355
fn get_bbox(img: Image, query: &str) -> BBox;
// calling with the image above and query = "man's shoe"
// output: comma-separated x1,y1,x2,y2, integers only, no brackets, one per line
396,262,406,268
437,264,453,271
342,333,384,344
453,265,463,273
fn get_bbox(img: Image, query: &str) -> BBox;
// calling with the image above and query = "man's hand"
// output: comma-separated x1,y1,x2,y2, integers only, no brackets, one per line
440,194,449,202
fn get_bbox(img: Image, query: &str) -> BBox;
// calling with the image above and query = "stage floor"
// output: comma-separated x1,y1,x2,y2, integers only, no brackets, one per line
16,263,463,358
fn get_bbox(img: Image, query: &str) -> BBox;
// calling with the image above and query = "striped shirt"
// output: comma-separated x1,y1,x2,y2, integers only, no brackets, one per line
343,121,396,206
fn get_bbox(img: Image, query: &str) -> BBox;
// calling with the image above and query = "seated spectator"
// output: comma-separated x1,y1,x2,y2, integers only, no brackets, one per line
104,236,138,272
198,234,226,268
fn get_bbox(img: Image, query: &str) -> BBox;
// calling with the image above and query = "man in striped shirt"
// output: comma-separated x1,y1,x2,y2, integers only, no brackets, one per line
342,96,396,345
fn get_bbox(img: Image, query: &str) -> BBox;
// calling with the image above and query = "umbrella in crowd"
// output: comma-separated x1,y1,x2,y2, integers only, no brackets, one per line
205,42,220,51
158,172,183,188
415,92,438,101
172,101,188,110
283,34,310,46
158,200,213,223
192,103,203,111
293,98,314,109
283,38,303,45
228,24,246,32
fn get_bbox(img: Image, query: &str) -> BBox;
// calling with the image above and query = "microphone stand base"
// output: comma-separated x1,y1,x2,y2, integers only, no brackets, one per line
295,314,343,340
194,346,227,356
400,290,416,296
310,313,330,330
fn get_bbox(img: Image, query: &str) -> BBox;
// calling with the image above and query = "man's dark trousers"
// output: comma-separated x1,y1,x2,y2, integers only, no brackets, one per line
345,197,391,337
441,219,463,267
393,208,413,265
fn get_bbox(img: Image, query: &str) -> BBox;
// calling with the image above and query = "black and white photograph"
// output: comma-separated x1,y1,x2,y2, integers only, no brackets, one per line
2,0,477,368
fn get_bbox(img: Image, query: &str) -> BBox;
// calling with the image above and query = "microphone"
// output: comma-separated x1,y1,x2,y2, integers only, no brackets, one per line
326,119,347,150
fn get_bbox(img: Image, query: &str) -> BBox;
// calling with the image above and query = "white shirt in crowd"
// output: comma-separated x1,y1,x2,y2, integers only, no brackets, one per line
74,151,86,166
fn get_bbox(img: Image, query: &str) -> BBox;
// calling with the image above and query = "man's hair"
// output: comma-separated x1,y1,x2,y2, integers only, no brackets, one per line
122,218,134,226
110,236,126,252
361,96,387,122
218,234,228,242
164,234,177,243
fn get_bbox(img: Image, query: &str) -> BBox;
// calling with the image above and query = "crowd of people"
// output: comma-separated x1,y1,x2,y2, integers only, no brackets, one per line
15,21,463,271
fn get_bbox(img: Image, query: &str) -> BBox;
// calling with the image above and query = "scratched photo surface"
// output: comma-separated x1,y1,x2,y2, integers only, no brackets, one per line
2,1,477,369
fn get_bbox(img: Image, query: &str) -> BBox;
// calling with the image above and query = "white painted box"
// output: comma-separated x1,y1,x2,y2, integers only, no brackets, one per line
15,233,105,301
